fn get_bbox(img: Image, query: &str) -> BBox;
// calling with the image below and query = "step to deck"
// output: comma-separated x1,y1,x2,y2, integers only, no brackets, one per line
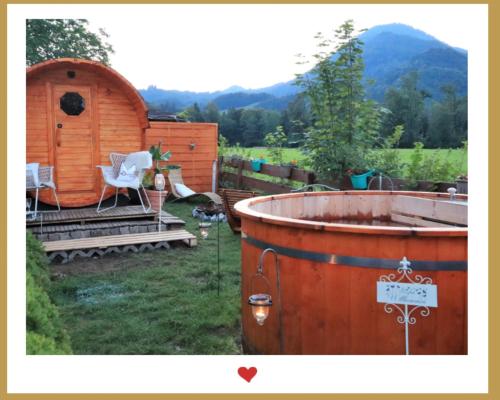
29,218,185,242
43,230,197,263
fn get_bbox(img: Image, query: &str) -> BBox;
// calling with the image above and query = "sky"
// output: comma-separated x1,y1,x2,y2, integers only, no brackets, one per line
84,4,479,93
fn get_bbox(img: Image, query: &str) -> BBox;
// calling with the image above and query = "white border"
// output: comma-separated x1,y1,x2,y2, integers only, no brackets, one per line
8,4,488,394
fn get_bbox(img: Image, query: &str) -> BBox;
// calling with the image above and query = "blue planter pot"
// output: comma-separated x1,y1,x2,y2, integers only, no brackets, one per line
350,170,374,190
251,159,266,172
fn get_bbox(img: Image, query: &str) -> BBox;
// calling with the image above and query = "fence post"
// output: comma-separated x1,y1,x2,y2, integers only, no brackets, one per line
306,172,315,185
236,159,244,189
217,156,224,191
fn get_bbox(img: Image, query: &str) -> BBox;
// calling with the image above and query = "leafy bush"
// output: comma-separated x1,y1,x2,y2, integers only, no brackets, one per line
27,332,67,355
26,232,72,354
26,230,50,289
367,125,404,177
218,134,229,157
228,142,253,160
404,142,464,187
264,126,287,165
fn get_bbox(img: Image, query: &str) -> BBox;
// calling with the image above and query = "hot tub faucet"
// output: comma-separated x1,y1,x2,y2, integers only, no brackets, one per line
447,187,457,201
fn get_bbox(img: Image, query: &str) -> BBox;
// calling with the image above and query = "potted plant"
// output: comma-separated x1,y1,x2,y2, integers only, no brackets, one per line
129,142,178,211
251,155,267,172
145,142,181,211
347,168,375,190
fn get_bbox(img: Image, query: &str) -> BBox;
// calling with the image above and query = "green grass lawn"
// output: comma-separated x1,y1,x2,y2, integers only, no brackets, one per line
49,202,242,355
226,147,468,175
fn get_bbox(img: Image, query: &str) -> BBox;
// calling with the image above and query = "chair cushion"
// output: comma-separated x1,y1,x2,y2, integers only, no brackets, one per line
116,163,137,183
26,163,40,187
110,153,127,178
175,183,196,197
124,151,153,171
106,175,140,189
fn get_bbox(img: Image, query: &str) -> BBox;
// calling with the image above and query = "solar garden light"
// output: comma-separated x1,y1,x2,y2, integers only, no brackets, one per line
248,248,284,352
199,222,211,240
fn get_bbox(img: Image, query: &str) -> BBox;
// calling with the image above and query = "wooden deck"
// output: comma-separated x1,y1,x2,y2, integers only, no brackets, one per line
27,205,196,263
26,205,178,226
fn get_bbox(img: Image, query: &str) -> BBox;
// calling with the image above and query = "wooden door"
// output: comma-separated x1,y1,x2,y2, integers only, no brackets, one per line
52,85,98,196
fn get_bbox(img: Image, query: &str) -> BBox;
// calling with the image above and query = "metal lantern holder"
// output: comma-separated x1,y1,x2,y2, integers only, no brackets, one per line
248,248,284,353
155,173,166,232
197,207,221,296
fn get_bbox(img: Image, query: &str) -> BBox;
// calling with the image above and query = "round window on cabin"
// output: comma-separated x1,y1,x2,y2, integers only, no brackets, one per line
60,92,85,116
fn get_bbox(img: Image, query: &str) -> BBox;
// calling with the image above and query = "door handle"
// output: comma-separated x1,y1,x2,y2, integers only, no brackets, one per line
56,124,62,147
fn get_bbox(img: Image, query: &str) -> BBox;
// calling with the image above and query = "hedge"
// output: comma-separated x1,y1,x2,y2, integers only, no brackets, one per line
26,232,72,355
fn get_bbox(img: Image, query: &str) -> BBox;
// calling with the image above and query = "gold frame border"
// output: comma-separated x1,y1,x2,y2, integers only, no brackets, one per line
1,1,496,399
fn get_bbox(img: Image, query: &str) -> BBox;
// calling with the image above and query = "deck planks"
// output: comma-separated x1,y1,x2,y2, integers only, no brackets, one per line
26,205,182,226
43,230,197,252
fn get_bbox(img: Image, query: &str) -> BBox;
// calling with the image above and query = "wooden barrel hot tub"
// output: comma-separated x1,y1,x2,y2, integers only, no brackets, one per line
235,191,467,355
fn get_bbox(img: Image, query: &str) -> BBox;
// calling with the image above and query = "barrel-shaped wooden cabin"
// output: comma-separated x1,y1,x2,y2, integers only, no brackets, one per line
27,58,218,208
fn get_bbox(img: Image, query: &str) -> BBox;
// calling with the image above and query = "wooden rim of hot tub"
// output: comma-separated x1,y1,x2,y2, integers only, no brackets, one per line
234,190,468,237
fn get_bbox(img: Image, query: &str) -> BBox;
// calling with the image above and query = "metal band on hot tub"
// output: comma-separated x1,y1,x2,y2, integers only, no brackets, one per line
242,232,467,271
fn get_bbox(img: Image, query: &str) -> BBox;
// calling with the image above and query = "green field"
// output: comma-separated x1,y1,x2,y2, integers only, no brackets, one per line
225,147,468,176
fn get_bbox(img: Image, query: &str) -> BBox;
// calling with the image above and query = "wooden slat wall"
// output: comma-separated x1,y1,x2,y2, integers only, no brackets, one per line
145,122,218,193
26,77,50,164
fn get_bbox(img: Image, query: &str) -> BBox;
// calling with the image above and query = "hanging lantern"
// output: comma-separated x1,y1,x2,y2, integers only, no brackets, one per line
248,293,273,326
154,173,165,191
199,222,211,239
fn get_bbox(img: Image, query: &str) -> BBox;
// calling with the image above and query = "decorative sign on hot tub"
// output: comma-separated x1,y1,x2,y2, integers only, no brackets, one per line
377,281,438,307
377,257,438,355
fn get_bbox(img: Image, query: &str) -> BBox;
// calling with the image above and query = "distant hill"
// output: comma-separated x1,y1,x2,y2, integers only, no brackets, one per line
140,23,467,111
212,92,274,110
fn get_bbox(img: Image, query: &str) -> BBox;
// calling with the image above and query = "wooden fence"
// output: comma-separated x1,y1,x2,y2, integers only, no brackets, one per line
219,157,460,194
219,157,315,194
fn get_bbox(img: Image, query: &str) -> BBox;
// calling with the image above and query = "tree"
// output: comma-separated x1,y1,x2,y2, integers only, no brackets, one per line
295,20,380,181
241,109,265,147
26,19,114,66
382,71,429,147
219,108,244,144
427,85,467,148
281,94,311,145
203,102,221,124
180,103,205,122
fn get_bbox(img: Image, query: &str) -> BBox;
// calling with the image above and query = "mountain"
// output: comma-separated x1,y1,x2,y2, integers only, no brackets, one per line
360,23,439,43
139,23,467,111
359,26,467,100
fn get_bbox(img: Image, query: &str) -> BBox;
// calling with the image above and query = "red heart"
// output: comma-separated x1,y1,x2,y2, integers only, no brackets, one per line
238,366,257,382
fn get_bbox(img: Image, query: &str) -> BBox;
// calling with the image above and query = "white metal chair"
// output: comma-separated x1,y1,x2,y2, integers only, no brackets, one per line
96,151,153,213
26,163,61,220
